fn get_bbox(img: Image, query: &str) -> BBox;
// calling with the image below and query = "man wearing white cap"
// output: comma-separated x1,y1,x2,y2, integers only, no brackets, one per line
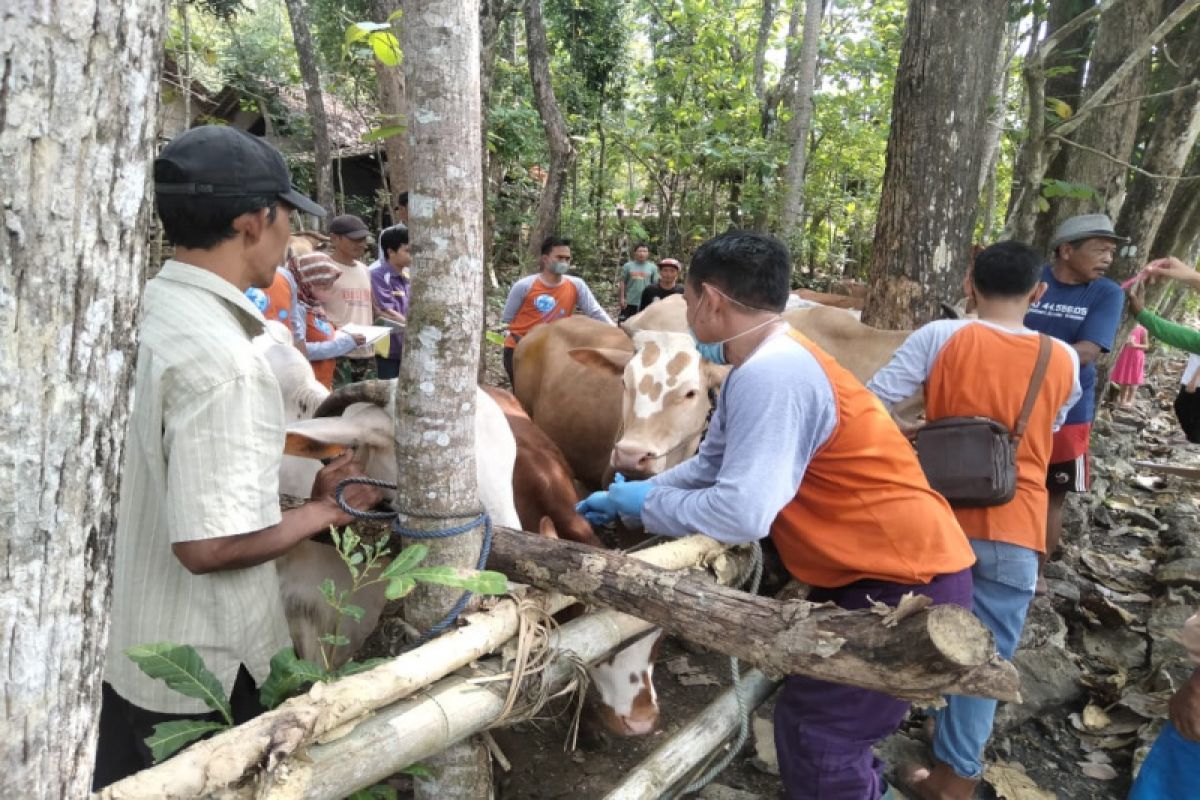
1024,213,1127,591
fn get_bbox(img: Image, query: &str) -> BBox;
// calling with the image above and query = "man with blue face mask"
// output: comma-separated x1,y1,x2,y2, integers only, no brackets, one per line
578,230,975,800
500,236,613,385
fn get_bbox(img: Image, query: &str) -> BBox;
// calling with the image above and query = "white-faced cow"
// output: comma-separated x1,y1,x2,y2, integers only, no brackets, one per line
256,325,663,736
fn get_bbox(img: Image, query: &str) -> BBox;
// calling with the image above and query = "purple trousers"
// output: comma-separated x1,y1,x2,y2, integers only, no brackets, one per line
774,568,973,800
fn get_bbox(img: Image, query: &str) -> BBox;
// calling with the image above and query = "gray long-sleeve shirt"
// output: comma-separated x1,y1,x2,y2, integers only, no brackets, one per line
642,330,837,543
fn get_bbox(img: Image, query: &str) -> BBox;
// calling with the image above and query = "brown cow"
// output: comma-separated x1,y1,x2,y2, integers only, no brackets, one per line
792,288,865,311
481,385,603,548
622,294,908,383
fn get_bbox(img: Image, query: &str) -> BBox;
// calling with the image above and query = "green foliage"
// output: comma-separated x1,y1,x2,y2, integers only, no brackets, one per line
259,648,328,709
125,643,233,724
145,720,230,763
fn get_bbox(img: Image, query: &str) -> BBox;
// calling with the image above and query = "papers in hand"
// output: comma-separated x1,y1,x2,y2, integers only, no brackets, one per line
339,323,392,346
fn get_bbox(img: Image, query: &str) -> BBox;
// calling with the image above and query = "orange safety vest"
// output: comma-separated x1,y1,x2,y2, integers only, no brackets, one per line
504,278,580,347
770,330,975,588
263,270,295,327
925,324,1076,552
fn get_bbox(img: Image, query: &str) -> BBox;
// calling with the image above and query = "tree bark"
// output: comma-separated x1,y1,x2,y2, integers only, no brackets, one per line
373,0,410,210
1109,28,1200,280
778,0,825,242
0,1,164,796
1150,158,1200,261
524,0,576,267
399,3,490,796
283,0,335,222
487,530,1021,703
861,0,1009,329
1031,0,1164,252
752,0,779,110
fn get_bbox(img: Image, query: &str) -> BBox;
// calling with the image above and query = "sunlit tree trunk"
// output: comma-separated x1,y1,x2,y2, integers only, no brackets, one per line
1031,0,1163,251
283,0,335,221
373,0,410,210
524,0,576,268
778,0,825,242
398,1,492,797
0,0,164,795
861,0,1008,328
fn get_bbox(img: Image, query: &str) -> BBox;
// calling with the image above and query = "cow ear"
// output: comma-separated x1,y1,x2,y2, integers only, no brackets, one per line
284,432,347,460
701,361,730,392
568,347,633,377
538,515,559,539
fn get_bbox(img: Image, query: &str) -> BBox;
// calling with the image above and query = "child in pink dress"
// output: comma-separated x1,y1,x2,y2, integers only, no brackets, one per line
1111,324,1148,408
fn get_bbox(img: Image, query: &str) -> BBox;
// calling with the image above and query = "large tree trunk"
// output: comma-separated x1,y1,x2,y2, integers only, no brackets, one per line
283,0,335,223
1110,28,1200,280
399,2,491,797
373,0,410,210
0,1,164,796
778,0,825,242
487,530,1020,703
1031,0,1164,252
1151,156,1200,261
524,0,576,267
861,0,1008,329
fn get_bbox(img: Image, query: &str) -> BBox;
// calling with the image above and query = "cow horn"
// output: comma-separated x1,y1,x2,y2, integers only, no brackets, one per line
313,379,395,418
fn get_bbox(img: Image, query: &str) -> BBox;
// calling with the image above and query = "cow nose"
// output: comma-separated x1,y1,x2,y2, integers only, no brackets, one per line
618,710,659,736
611,443,659,473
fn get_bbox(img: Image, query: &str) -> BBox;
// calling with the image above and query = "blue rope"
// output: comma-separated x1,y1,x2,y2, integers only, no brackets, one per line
334,476,493,648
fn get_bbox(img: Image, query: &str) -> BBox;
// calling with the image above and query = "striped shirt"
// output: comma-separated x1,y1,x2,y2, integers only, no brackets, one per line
105,260,291,714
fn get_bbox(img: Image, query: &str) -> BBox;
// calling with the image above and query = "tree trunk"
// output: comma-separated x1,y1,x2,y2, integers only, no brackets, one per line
487,530,1021,703
778,0,825,242
0,1,163,796
861,0,1008,329
399,2,490,796
1109,28,1200,280
1151,159,1200,260
524,0,576,267
373,0,410,210
282,0,335,223
752,0,779,117
1031,0,1164,252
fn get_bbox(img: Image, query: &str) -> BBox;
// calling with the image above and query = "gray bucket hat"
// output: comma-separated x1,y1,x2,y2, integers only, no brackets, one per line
1049,214,1130,251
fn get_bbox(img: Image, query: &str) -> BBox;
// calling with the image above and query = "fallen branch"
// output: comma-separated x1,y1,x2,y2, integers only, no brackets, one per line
95,535,737,800
487,528,1021,703
602,669,779,800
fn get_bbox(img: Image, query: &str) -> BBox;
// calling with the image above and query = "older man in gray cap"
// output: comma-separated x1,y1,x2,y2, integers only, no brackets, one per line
1024,213,1127,591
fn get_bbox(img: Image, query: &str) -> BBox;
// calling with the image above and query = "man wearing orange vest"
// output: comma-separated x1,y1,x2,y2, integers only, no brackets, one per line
868,241,1080,799
578,231,976,799
500,236,613,385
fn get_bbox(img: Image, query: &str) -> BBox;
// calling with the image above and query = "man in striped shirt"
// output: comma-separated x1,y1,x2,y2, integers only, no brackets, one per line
93,126,382,788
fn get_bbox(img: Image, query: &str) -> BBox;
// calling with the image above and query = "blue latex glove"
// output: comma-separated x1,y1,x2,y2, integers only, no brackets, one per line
608,474,653,520
576,490,617,526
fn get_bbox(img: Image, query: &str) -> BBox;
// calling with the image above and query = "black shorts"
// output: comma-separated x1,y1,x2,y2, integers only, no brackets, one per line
1046,454,1089,493
1174,386,1200,443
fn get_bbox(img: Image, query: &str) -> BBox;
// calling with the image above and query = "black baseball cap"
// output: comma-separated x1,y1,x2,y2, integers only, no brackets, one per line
328,214,372,239
154,125,325,217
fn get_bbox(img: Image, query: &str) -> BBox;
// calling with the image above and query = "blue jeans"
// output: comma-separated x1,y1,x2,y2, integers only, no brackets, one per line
1129,722,1200,799
932,539,1038,779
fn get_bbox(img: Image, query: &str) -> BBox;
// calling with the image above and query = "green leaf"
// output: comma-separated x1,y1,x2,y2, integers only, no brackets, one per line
320,634,351,647
345,21,391,47
361,123,407,143
385,575,417,600
125,643,232,724
336,657,390,677
401,763,434,778
145,719,228,763
259,648,328,709
369,32,402,67
341,603,366,622
485,331,506,346
319,578,338,605
380,544,429,580
387,9,402,24
408,567,509,595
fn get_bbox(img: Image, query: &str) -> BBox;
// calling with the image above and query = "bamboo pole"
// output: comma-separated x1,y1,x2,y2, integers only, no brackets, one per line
269,609,659,800
94,536,739,800
602,670,779,800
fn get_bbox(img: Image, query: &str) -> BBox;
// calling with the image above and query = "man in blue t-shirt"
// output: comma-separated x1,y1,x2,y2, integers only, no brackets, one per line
1024,214,1126,588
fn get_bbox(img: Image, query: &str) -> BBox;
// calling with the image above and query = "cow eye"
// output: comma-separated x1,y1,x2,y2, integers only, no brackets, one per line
684,390,697,399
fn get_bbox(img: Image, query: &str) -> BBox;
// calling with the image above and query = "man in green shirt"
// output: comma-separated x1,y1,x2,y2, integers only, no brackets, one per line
618,242,658,322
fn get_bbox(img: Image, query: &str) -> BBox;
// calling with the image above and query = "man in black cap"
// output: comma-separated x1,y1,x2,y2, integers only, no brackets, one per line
1024,213,1126,592
94,126,381,788
324,213,378,385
